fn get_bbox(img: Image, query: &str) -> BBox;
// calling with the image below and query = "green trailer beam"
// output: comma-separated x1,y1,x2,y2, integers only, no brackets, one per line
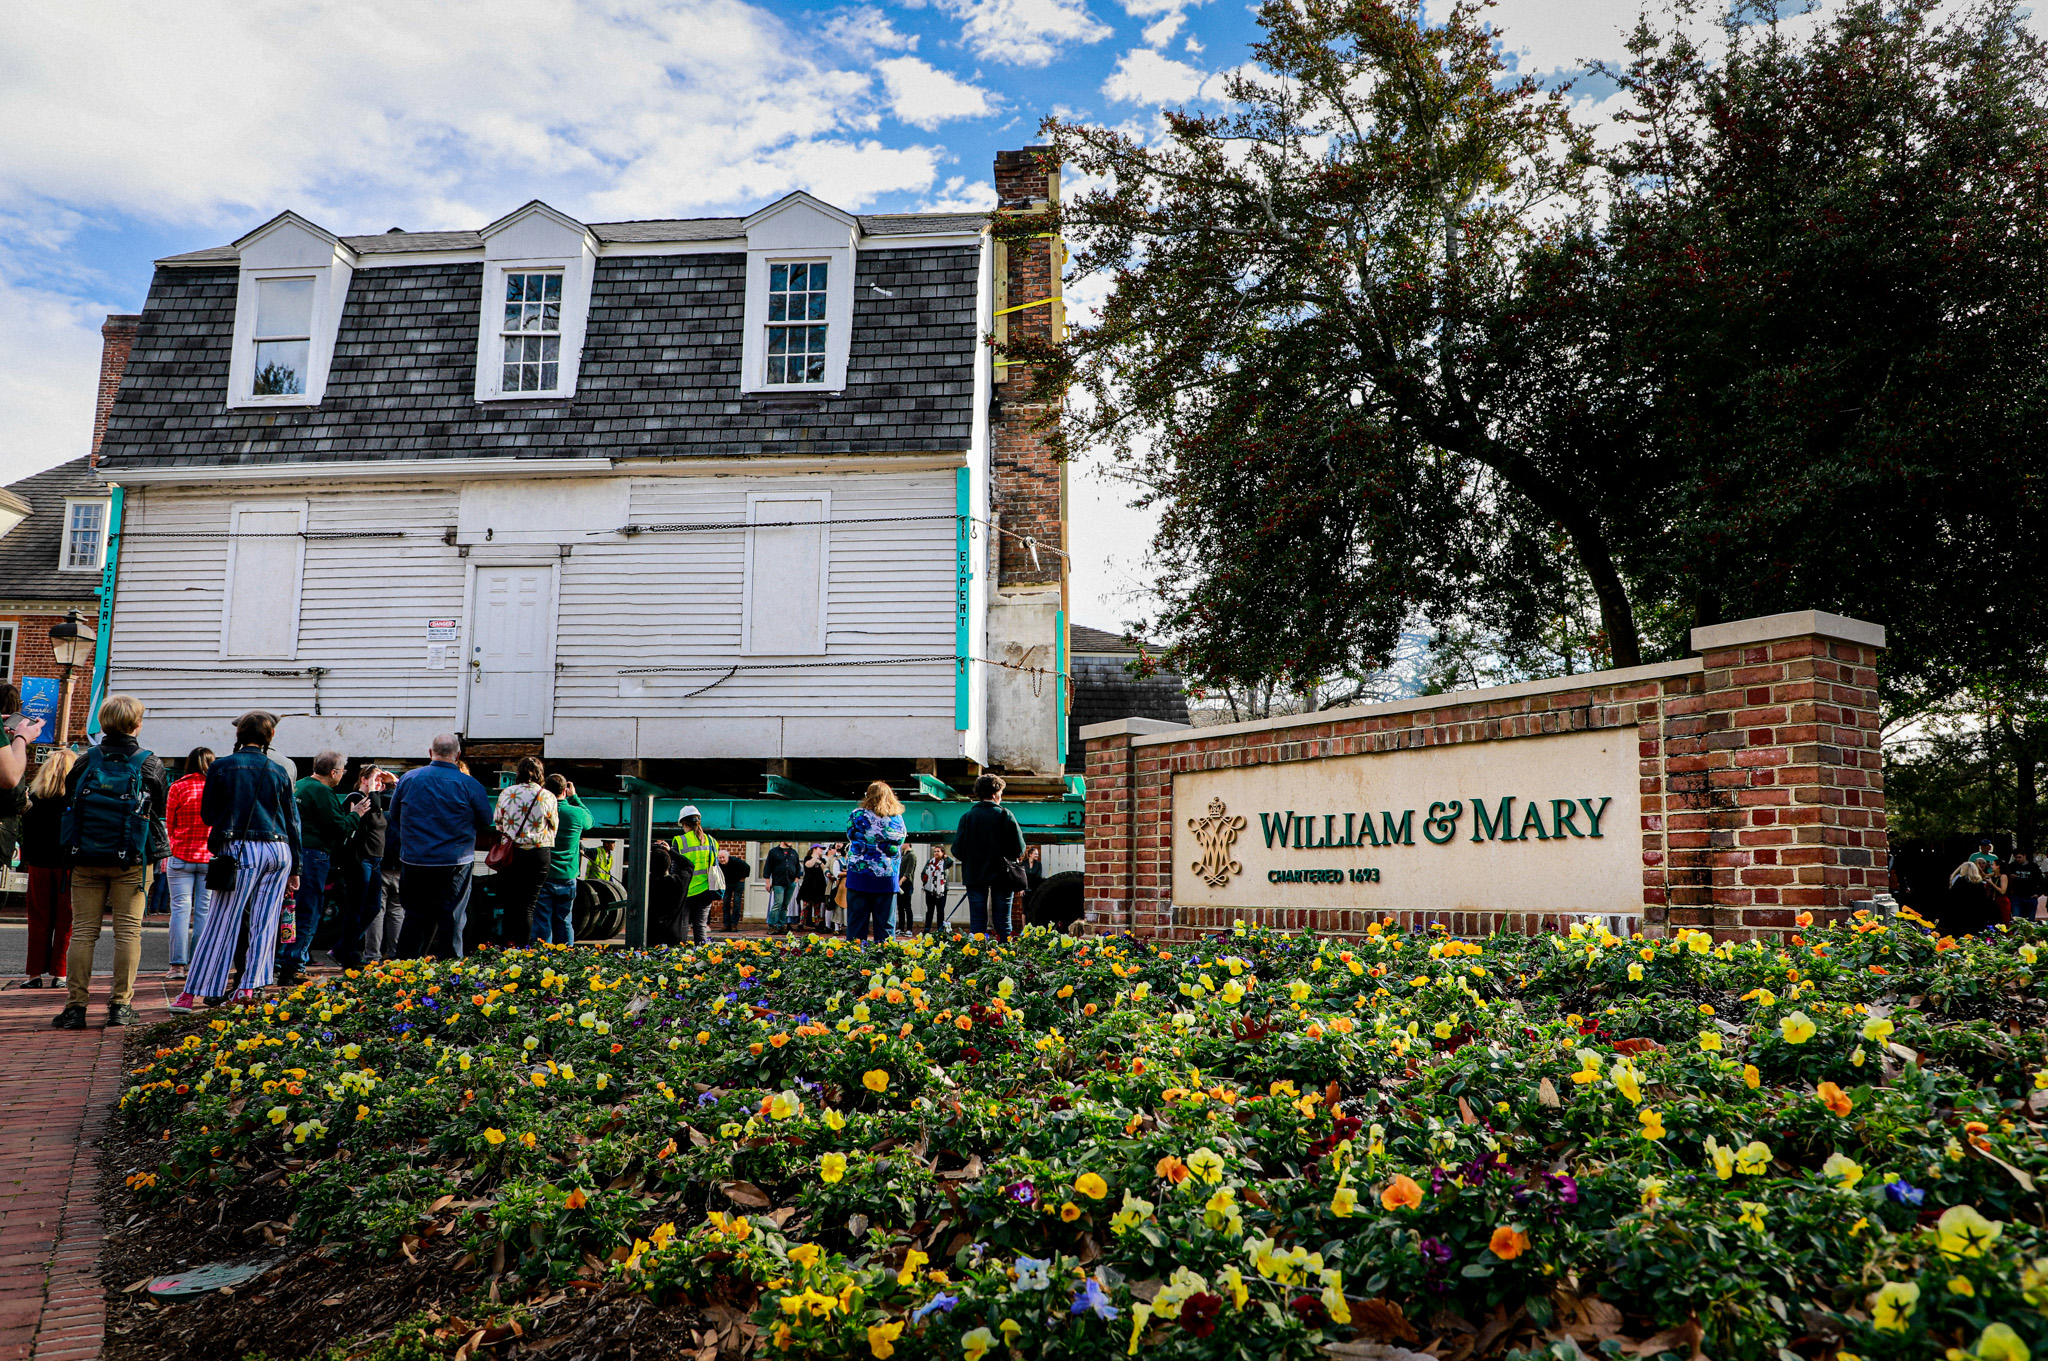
586,779,1083,842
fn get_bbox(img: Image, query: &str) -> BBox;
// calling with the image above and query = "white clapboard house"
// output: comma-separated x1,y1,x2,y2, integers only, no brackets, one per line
92,149,1073,794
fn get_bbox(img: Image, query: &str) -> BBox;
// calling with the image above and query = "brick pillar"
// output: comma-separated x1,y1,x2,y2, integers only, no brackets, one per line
1689,611,1888,937
990,148,1063,592
1081,718,1186,935
91,315,140,466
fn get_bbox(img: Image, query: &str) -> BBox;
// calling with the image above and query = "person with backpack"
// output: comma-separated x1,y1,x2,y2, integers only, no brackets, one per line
18,748,76,988
53,694,168,1029
171,711,302,1013
950,773,1025,942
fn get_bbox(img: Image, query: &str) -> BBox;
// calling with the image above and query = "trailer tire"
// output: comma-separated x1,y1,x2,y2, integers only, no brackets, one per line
574,878,626,940
1023,870,1085,932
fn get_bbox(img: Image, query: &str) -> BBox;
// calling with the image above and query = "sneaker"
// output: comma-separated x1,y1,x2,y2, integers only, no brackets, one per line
23,976,44,988
203,995,227,1008
50,1005,87,1029
234,988,258,1004
275,968,303,988
107,1003,141,1026
167,991,199,1015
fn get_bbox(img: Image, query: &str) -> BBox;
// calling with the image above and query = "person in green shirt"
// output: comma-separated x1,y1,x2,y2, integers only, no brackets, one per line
670,806,718,944
283,751,364,985
533,774,592,946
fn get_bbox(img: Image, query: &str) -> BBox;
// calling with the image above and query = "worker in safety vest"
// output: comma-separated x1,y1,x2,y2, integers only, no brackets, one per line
669,806,719,944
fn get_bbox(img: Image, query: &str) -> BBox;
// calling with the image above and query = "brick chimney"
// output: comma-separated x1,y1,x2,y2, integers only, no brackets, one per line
90,314,141,466
990,148,1064,593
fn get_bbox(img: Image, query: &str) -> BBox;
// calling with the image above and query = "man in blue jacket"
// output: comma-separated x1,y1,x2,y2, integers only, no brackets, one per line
388,733,493,959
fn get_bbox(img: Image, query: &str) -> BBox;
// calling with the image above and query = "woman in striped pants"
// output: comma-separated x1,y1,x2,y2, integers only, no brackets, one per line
170,711,303,1013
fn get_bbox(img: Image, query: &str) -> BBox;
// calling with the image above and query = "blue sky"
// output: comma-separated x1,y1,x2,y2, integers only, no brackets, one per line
0,0,1657,628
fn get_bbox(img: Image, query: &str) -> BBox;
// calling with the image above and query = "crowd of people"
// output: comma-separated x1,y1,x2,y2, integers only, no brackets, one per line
639,774,1045,946
1939,836,2047,936
6,691,1055,1024
9,698,606,1025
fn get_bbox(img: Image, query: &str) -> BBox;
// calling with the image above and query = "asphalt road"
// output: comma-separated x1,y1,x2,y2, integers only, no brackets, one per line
0,919,174,979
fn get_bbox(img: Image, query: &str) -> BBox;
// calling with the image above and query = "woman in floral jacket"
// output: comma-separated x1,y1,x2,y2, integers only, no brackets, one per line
491,757,558,948
842,782,906,942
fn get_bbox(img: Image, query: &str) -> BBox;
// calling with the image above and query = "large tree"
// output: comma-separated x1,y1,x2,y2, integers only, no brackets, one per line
1018,0,2048,706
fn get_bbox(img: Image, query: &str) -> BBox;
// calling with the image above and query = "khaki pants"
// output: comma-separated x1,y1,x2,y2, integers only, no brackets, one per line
67,863,149,1008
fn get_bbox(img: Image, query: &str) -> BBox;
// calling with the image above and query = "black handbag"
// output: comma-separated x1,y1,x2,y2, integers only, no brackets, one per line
204,773,259,894
1001,857,1031,895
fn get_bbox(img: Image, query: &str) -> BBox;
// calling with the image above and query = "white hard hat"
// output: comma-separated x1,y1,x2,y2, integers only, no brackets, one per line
677,805,701,821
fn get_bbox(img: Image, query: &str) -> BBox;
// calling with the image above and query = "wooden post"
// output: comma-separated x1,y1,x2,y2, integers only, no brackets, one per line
625,788,654,949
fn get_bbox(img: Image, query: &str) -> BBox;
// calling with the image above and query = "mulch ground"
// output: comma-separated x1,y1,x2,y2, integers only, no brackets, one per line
95,1013,715,1361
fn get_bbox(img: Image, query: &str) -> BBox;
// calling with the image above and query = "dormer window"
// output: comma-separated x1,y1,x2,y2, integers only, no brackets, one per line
252,277,314,396
225,212,355,409
741,193,859,395
473,202,597,403
765,262,830,385
500,271,563,392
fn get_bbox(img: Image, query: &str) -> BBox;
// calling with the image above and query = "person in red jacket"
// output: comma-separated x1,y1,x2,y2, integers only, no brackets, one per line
162,748,214,981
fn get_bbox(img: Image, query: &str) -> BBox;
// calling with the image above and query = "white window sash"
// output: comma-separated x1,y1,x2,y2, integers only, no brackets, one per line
58,499,108,572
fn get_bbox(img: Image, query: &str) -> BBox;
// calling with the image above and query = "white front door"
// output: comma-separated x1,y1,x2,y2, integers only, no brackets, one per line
467,566,556,738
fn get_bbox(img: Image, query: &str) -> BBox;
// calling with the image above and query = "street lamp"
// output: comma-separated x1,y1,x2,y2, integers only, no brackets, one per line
47,611,95,746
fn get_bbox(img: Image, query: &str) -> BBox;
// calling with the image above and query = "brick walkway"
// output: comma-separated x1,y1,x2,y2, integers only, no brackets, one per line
0,976,175,1361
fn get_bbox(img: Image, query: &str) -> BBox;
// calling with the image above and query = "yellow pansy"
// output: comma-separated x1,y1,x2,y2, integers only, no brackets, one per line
482,1127,506,1144
1861,1016,1895,1043
862,1070,890,1093
1330,1185,1358,1217
897,1249,928,1285
824,1108,847,1131
1639,1108,1665,1140
1780,1011,1817,1044
1936,1204,2003,1259
961,1326,996,1361
1737,1201,1768,1231
1870,1280,1919,1332
768,1090,803,1120
1698,1030,1722,1053
1704,1136,1735,1180
867,1321,905,1358
1735,1141,1772,1175
1074,1172,1109,1200
1186,1147,1226,1184
1743,1064,1761,1089
1974,1323,2030,1361
1822,1152,1864,1188
788,1242,822,1270
820,1152,847,1185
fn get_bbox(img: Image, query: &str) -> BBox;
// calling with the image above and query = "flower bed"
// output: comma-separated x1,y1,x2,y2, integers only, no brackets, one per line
119,912,2048,1361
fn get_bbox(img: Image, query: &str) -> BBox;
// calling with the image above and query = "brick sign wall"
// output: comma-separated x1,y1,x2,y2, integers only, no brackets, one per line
1082,611,1888,942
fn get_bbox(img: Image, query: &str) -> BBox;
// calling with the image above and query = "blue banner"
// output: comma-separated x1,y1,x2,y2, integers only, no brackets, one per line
18,677,58,731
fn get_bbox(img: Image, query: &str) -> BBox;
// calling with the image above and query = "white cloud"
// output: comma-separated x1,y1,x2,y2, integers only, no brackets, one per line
0,270,119,481
1184,33,1204,54
0,0,947,228
933,0,1113,66
1101,48,1214,104
1485,0,1644,74
922,176,1001,212
876,57,1001,129
1141,11,1185,46
822,7,919,53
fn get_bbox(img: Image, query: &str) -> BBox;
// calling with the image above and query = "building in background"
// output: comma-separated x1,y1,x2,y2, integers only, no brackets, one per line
1066,624,1189,759
0,316,131,743
90,154,1072,804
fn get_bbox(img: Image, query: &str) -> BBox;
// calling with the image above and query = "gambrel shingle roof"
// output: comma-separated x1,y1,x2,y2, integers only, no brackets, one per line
99,237,982,471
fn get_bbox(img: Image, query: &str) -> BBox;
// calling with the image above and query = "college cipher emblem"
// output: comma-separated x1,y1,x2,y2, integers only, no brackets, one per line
1188,796,1247,888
